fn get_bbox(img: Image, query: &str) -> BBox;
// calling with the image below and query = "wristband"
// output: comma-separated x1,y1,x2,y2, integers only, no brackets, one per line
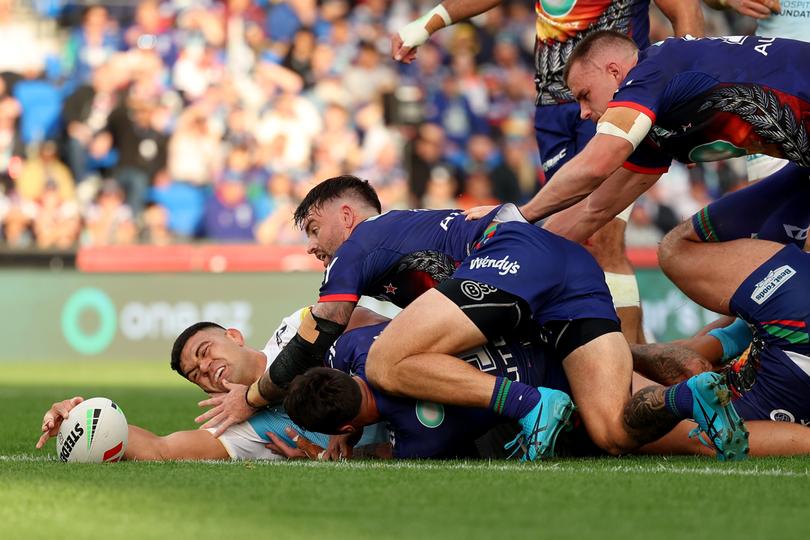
245,382,268,409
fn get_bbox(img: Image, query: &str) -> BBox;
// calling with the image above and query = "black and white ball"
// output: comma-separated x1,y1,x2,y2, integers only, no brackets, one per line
56,397,128,463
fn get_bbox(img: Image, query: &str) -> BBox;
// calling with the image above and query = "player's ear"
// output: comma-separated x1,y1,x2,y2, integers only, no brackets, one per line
338,424,356,435
225,328,245,346
340,203,354,229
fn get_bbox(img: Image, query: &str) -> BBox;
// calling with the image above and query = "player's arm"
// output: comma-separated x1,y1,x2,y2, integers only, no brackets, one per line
393,0,502,62
631,339,717,385
703,0,779,19
125,426,230,461
543,167,660,243
247,301,356,406
520,106,654,222
654,0,705,37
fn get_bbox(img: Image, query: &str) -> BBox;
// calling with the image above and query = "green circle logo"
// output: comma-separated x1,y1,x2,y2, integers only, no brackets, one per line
61,288,117,355
541,0,577,18
415,401,445,428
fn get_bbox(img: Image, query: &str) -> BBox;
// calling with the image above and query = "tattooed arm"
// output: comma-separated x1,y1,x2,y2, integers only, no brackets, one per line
631,337,718,386
622,385,681,446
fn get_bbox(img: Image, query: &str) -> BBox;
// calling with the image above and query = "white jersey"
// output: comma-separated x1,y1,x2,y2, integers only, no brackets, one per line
208,307,387,460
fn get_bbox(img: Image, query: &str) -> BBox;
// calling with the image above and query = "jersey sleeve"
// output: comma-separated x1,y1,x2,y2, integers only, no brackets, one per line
318,239,366,303
623,140,672,174
608,58,671,123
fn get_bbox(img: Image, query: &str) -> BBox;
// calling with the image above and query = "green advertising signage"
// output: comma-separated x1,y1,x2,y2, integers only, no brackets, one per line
0,269,718,362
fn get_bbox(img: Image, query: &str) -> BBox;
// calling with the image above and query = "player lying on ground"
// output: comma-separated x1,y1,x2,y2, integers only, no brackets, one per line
35,308,390,460
203,176,749,461
469,31,810,243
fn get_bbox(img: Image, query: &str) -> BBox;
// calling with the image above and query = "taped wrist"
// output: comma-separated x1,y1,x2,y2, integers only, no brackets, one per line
265,315,347,394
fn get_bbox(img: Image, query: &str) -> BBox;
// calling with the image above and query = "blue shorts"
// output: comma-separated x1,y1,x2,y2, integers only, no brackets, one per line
534,102,596,180
452,222,618,325
730,244,810,425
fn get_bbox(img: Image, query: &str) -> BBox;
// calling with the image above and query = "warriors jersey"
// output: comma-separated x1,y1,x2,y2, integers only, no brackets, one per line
535,0,651,104
611,36,810,173
327,322,567,459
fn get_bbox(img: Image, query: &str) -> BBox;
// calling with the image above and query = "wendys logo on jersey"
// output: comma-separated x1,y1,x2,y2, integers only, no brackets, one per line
468,255,521,276
750,265,796,305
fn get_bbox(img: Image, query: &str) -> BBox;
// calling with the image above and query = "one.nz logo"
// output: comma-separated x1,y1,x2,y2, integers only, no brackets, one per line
750,265,796,305
468,255,520,276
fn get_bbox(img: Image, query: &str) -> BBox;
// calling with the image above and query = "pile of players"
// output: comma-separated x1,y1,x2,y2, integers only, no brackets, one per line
38,0,810,462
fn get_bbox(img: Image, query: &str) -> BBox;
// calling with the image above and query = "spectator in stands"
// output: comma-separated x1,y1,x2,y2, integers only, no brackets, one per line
16,140,75,203
422,165,458,210
32,180,81,249
203,174,256,242
0,194,36,247
61,62,122,183
341,41,396,107
254,172,305,245
0,93,24,195
357,141,408,210
124,0,179,67
65,5,122,85
256,91,321,170
104,88,168,213
456,167,499,211
83,178,137,246
139,201,173,246
168,105,222,188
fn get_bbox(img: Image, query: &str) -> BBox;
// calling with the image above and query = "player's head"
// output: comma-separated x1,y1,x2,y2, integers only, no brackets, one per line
293,175,382,267
171,322,264,393
283,367,363,434
564,30,639,122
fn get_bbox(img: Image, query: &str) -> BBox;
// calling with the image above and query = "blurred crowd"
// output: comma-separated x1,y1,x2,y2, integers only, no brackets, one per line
0,0,756,249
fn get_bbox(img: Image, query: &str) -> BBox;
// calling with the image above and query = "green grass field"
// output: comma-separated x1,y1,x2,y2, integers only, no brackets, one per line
3,361,810,540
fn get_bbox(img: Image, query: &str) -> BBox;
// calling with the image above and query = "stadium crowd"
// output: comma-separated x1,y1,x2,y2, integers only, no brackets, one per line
0,0,757,249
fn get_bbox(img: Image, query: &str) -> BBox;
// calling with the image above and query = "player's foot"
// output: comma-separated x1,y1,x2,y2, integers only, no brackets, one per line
687,371,749,461
504,387,574,461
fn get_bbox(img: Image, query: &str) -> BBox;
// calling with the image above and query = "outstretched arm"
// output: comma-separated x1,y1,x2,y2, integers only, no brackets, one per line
392,0,502,63
519,133,636,223
703,0,779,19
36,397,229,460
654,0,705,37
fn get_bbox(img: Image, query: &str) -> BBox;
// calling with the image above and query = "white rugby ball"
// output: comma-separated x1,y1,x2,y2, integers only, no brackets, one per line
56,397,128,463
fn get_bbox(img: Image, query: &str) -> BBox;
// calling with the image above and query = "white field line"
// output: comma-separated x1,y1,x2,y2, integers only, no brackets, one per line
1,454,809,478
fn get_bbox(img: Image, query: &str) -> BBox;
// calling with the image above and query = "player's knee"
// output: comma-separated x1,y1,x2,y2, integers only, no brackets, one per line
658,220,693,273
589,426,633,456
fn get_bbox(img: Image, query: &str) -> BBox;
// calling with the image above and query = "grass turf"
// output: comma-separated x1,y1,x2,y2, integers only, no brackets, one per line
3,361,810,540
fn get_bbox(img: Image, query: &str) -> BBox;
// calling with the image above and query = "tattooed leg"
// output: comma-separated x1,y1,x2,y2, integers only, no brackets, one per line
623,385,681,446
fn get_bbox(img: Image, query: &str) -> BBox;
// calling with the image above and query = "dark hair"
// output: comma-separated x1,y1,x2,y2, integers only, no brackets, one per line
170,322,225,378
563,29,638,84
283,367,362,434
293,175,382,230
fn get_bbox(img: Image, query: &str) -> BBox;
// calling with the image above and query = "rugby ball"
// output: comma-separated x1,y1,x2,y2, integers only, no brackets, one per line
56,397,128,463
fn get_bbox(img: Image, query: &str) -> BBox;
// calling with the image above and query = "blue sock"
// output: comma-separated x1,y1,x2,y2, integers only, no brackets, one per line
489,377,540,420
692,163,810,244
663,381,694,419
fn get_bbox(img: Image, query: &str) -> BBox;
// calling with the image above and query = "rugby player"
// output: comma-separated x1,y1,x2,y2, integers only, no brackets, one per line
489,30,810,243
35,308,389,461
205,176,749,461
652,164,810,432
285,321,574,459
392,0,704,343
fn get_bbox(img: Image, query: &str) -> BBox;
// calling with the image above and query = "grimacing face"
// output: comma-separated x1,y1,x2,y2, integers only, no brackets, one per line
303,199,350,268
178,327,256,393
566,59,622,123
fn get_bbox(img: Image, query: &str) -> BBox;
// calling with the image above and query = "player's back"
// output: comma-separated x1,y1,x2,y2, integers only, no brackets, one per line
639,36,810,104
327,322,562,459
320,206,513,308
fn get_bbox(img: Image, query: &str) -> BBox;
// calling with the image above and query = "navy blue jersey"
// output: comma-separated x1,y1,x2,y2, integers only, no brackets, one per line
609,36,810,172
327,323,568,459
319,206,504,307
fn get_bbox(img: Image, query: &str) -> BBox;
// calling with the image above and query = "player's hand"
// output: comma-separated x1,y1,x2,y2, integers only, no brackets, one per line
36,396,84,449
463,205,498,221
323,429,362,460
265,427,326,460
391,32,420,64
195,380,254,437
724,0,779,18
